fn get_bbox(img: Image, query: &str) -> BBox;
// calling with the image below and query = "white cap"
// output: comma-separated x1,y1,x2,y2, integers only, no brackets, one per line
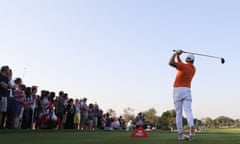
186,54,195,61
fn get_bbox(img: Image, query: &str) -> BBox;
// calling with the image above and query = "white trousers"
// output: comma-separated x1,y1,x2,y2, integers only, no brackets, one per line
173,87,194,135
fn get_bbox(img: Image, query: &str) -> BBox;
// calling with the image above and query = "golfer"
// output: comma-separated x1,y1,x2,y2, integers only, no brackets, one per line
169,49,196,140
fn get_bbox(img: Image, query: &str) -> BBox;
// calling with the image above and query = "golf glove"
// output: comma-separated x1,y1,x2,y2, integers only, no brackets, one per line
176,49,183,55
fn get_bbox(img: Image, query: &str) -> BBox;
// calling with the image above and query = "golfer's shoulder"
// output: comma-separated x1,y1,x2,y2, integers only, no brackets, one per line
175,61,185,68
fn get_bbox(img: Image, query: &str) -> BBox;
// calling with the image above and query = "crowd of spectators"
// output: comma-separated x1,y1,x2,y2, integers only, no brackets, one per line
0,65,145,131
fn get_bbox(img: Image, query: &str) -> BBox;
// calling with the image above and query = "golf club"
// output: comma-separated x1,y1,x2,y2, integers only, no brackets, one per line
173,50,225,64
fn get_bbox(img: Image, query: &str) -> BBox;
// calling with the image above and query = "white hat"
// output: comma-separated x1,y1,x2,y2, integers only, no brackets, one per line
186,54,195,61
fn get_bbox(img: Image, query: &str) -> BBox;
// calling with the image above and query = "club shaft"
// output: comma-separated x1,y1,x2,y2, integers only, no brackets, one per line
184,51,222,59
173,50,222,59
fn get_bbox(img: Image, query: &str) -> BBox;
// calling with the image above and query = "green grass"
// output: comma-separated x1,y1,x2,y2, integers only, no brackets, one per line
203,128,240,133
0,129,240,144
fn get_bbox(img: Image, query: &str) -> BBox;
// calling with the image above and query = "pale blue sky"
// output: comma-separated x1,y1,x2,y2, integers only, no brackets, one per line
0,0,239,119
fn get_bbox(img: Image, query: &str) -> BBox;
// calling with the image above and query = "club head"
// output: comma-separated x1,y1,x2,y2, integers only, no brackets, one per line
221,58,225,64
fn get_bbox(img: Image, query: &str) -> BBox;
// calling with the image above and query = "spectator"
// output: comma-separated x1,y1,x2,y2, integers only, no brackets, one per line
6,69,15,129
38,90,49,128
126,120,134,131
112,117,120,130
74,98,81,130
48,92,58,128
118,116,125,130
81,98,88,130
64,98,75,129
13,78,25,129
135,112,145,128
31,86,38,129
21,87,33,129
98,110,104,129
93,103,99,130
62,93,68,128
55,91,65,129
105,113,113,130
0,66,10,129
88,103,94,130
101,114,107,130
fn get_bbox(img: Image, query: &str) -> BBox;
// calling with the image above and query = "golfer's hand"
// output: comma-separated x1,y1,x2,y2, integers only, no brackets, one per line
176,49,183,55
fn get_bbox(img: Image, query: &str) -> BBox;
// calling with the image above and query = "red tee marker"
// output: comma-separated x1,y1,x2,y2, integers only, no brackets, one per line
130,126,148,138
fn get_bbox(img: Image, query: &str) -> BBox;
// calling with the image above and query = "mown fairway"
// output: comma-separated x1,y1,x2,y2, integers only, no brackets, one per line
0,129,240,144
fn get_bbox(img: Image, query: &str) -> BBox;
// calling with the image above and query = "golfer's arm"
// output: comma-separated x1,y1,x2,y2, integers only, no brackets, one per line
169,53,177,67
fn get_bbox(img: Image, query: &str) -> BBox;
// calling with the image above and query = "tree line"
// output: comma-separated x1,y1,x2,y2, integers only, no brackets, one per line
122,108,240,130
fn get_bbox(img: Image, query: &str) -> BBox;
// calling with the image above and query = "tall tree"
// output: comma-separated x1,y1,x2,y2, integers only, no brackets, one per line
158,109,176,130
123,107,135,122
201,117,213,128
107,108,116,118
234,119,240,127
214,116,234,127
144,108,158,125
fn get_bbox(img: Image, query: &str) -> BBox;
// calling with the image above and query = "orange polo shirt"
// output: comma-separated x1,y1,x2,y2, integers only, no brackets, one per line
174,56,196,88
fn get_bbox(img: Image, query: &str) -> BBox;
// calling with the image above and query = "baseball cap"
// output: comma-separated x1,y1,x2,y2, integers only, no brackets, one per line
186,54,195,62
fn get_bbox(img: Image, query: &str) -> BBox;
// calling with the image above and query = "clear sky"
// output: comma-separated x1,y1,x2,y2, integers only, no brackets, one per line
0,0,239,119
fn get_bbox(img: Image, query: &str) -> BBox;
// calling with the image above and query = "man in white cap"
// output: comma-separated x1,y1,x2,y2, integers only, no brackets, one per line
169,49,196,141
